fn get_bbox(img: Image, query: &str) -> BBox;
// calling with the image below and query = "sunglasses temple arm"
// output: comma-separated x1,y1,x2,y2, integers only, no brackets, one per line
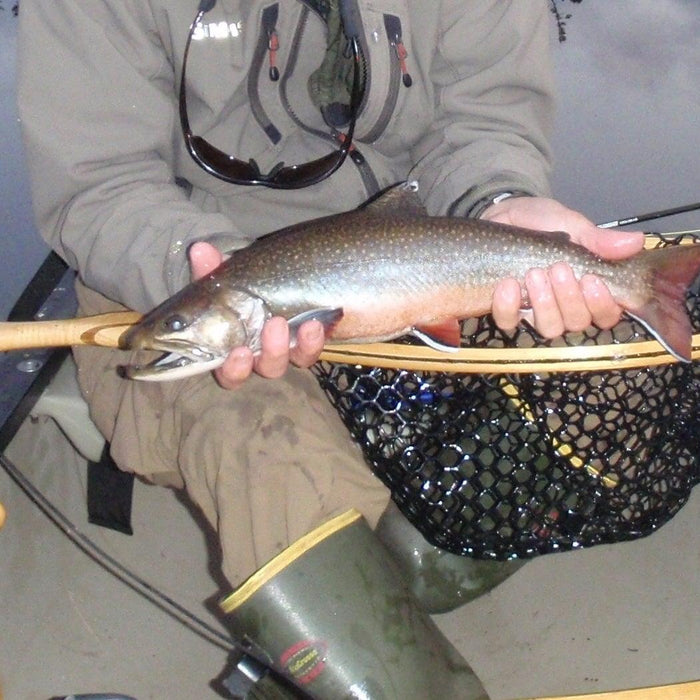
179,9,208,137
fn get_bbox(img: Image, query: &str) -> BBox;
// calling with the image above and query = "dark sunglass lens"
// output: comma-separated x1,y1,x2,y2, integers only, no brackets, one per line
268,151,346,188
188,136,261,180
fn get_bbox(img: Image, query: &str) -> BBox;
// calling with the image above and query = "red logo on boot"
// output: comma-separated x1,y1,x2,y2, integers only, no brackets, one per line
280,639,327,684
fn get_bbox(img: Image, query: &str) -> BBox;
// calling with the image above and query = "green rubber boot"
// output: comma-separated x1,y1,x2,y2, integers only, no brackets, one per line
375,504,525,614
220,509,489,699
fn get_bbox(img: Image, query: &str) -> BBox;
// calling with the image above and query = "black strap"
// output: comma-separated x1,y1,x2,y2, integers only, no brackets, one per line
87,445,135,536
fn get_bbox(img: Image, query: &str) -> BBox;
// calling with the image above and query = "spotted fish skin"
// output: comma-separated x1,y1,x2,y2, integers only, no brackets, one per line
119,183,700,380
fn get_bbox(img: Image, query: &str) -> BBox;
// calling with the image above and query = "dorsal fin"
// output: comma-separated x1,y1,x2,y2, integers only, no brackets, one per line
538,230,573,245
359,181,427,217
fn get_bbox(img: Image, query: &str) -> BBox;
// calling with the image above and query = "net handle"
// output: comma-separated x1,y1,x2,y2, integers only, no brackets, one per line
0,306,696,373
1,310,695,373
0,311,141,352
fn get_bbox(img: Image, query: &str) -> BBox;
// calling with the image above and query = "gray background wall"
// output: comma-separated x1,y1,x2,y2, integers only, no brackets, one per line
550,1,699,232
1,6,49,320
1,2,698,320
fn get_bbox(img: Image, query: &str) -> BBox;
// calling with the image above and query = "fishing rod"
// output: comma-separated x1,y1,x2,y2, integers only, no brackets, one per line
598,201,700,229
0,449,305,694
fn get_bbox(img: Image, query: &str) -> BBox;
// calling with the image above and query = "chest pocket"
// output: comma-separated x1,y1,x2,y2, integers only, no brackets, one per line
246,0,414,146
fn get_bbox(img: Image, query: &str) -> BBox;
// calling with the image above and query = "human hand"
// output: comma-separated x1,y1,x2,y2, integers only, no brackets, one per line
188,241,326,390
481,196,645,338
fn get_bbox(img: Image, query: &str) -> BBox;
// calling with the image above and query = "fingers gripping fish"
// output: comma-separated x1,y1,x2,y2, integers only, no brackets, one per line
119,183,700,381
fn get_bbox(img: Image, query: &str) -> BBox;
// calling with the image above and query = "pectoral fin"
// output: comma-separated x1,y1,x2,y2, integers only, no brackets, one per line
287,308,344,346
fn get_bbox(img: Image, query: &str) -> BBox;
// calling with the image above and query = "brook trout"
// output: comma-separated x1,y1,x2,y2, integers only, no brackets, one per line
120,183,700,380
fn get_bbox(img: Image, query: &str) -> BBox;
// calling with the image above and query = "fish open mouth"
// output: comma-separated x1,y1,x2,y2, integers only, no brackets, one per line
118,346,225,381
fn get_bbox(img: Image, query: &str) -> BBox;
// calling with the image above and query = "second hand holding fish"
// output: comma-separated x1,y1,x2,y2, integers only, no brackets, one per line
187,192,645,391
188,241,326,390
484,195,644,338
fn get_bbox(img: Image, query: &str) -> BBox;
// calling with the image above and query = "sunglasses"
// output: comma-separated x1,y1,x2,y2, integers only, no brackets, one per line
179,2,362,189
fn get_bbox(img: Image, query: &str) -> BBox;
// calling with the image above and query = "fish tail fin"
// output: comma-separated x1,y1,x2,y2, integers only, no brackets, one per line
628,245,700,362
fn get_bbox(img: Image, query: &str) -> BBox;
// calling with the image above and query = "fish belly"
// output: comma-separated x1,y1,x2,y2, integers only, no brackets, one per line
325,284,493,343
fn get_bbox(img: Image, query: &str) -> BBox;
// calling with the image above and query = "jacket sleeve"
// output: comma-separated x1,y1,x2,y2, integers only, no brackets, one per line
17,0,247,311
413,0,555,217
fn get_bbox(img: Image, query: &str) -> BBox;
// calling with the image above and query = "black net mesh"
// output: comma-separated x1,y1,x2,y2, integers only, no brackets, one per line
312,233,700,560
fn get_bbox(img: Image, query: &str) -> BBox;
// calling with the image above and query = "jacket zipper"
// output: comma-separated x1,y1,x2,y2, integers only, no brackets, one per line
386,14,413,87
280,5,380,196
280,7,332,143
360,13,411,144
248,4,282,144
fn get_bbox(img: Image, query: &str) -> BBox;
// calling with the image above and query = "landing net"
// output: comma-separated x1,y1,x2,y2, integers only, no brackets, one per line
313,233,700,559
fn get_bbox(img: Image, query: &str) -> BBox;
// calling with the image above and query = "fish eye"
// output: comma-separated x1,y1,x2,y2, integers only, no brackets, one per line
163,314,188,333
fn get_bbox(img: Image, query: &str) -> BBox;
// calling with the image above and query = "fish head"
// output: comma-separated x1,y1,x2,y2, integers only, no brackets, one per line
118,284,268,381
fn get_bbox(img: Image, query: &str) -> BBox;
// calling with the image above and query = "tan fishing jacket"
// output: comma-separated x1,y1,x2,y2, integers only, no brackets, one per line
18,0,554,312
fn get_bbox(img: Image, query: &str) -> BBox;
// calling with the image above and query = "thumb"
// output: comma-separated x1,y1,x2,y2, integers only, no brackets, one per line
578,226,645,261
188,241,224,280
